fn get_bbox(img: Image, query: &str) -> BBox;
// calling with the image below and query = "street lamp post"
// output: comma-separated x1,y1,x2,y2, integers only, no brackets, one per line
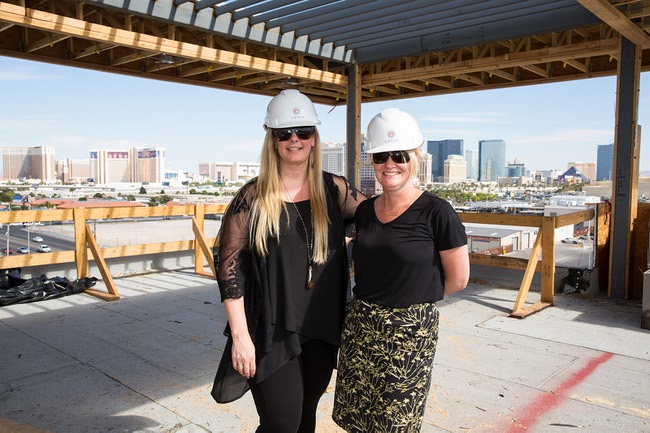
27,225,30,253
5,225,9,256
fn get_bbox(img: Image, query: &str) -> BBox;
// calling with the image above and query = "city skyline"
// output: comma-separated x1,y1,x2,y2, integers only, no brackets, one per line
1,56,648,175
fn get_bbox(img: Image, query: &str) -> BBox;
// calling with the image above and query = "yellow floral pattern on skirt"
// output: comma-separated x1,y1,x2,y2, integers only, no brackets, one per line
333,298,439,433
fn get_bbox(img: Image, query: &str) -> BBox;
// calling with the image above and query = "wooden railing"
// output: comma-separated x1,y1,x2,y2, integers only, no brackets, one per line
0,203,599,317
0,204,228,301
460,208,597,317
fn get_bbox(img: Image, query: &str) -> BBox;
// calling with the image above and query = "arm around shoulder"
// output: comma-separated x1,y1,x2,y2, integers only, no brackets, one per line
330,173,366,220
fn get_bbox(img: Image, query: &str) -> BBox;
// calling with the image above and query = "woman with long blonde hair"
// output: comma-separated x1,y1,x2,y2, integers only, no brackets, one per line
212,89,365,433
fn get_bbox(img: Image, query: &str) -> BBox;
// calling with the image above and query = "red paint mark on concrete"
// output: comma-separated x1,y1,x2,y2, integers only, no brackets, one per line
507,352,614,433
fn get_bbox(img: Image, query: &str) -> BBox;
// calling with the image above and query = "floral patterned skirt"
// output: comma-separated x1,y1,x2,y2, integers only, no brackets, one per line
333,297,440,433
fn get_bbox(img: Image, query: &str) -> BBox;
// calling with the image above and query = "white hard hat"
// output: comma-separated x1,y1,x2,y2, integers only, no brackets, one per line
263,89,321,129
364,108,424,153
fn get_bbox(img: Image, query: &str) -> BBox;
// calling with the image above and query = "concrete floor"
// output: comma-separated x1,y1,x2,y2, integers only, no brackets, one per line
1,269,649,433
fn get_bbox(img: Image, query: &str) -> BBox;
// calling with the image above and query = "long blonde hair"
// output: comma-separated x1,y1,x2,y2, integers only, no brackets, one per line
250,129,330,264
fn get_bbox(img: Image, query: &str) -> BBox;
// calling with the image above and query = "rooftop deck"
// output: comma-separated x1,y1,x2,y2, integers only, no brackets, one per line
1,269,649,433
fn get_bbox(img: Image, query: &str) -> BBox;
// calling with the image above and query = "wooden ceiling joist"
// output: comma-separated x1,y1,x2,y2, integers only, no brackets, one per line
578,0,650,48
0,2,347,87
0,0,648,105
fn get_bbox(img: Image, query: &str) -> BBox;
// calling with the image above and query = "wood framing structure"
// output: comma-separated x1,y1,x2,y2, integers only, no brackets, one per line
0,203,227,301
0,204,596,315
2,1,650,105
0,0,647,299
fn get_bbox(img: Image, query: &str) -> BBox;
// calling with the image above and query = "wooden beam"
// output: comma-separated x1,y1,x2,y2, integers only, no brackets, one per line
363,38,618,86
520,63,550,78
578,0,650,48
512,228,543,314
84,224,120,301
0,2,347,86
555,209,596,228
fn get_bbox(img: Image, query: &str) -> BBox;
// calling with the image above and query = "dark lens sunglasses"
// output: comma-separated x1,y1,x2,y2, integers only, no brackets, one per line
372,150,411,164
272,127,316,141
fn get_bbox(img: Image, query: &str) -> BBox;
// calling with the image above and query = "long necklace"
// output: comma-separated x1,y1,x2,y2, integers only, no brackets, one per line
281,178,315,289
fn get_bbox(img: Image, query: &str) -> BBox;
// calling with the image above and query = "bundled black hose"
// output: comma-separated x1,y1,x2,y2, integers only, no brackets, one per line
0,268,98,306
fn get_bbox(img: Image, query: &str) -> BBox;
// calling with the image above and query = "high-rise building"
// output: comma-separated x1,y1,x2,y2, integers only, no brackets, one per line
427,139,464,183
2,146,55,180
56,158,90,183
133,147,165,183
417,152,432,187
444,155,467,184
465,149,479,181
321,141,346,177
207,162,260,183
507,158,527,177
567,162,596,181
478,139,506,182
359,146,381,196
198,163,210,178
89,150,131,183
596,144,614,180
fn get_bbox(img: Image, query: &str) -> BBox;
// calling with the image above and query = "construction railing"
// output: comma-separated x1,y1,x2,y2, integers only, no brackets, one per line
0,203,601,318
460,206,598,318
0,204,228,301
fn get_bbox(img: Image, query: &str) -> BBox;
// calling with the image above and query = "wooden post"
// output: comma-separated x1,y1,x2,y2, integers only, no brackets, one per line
541,215,556,304
596,202,611,293
193,204,206,275
73,208,88,279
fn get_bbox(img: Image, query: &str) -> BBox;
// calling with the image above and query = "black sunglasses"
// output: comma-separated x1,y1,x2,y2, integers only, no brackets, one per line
272,127,316,141
372,150,411,164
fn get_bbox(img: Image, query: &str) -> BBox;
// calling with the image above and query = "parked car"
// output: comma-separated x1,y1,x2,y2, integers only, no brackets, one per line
36,245,51,253
2,248,13,255
32,236,44,242
561,237,579,244
16,247,29,254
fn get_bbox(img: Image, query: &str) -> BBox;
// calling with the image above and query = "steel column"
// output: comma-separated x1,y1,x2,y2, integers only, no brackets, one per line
609,36,641,299
346,64,362,188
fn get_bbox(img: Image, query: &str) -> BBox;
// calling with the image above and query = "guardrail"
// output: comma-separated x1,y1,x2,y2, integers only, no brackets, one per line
0,202,600,318
0,204,228,301
460,206,598,317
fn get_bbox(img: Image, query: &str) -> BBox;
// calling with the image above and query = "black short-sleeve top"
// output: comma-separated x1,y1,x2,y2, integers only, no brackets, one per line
352,192,467,308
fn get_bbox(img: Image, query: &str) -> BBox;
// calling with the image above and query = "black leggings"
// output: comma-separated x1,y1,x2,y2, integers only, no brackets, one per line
251,339,336,433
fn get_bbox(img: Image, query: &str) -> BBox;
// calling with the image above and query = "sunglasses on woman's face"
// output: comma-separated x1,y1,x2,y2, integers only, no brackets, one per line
272,127,316,141
372,150,411,164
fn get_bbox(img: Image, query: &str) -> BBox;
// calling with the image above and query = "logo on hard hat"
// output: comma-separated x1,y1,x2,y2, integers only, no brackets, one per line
293,107,301,115
387,130,396,138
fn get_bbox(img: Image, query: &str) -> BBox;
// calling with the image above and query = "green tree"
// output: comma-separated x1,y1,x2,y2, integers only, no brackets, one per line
0,189,15,203
139,186,147,194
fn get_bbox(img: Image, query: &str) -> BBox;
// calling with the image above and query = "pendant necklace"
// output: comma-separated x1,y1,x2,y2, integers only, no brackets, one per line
282,178,315,289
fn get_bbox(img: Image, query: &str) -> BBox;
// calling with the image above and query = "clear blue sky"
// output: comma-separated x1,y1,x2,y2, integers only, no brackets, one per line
1,56,648,175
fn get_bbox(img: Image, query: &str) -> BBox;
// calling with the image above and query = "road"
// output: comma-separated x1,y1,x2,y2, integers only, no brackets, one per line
1,218,222,257
1,224,74,256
